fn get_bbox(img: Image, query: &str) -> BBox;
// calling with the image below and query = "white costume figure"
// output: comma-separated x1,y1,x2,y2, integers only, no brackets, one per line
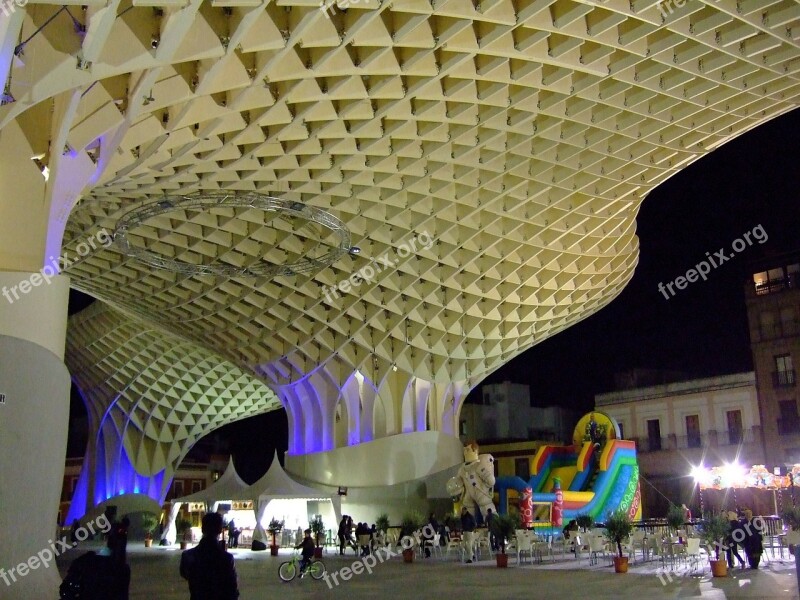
456,442,496,522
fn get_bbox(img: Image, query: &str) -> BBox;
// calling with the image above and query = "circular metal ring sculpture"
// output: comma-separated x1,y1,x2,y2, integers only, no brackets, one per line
114,192,351,277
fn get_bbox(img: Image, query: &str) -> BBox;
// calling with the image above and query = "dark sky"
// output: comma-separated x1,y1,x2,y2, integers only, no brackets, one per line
68,108,800,475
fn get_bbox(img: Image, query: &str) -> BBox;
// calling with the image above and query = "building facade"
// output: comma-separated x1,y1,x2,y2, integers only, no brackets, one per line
460,381,577,444
595,372,764,518
746,253,800,466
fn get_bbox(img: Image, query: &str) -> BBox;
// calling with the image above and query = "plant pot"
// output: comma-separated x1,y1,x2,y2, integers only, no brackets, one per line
613,556,628,573
314,547,323,559
180,541,188,550
710,559,728,577
402,548,414,563
270,544,279,556
144,539,153,548
495,553,508,568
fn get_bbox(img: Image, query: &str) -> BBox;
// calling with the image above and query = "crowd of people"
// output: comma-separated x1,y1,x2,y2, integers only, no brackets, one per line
336,515,382,556
725,509,764,570
57,502,771,599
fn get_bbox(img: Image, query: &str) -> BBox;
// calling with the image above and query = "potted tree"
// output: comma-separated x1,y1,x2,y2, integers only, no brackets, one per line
489,512,518,568
782,507,800,552
400,511,424,563
141,513,160,548
603,509,634,573
310,515,326,558
267,518,284,556
667,504,686,541
376,513,390,535
376,513,390,549
177,518,193,550
698,513,730,577
576,513,595,533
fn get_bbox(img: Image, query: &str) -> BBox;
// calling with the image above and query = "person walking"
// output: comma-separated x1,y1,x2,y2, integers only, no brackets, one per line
180,513,239,600
461,507,476,563
423,514,438,558
485,509,498,551
227,519,236,549
725,511,746,569
337,516,348,555
345,516,355,553
741,509,763,569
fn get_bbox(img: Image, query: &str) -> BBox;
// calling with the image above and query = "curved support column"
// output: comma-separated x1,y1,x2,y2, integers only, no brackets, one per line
162,503,182,545
0,272,70,598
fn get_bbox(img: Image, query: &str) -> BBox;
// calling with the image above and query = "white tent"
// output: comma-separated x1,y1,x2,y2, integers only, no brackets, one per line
162,457,248,544
237,451,341,549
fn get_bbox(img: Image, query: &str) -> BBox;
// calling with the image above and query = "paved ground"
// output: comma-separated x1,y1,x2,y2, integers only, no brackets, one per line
54,542,798,600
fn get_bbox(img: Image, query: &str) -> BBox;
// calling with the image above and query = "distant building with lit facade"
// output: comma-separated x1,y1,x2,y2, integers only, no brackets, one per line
595,372,763,517
459,381,577,444
746,252,800,466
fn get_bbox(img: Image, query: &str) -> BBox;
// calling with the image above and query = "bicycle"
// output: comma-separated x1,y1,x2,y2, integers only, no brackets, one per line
278,552,326,582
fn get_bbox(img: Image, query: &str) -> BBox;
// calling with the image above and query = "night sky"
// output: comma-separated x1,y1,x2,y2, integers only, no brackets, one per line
68,107,800,479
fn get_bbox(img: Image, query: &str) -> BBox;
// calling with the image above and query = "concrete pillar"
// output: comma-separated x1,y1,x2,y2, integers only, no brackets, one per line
0,271,70,597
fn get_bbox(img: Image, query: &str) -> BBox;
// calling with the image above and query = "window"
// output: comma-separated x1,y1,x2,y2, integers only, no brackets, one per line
775,354,795,387
781,307,797,336
191,480,203,494
173,480,184,499
459,420,467,436
514,458,530,481
760,311,777,339
778,401,800,435
647,419,662,452
617,421,624,440
726,410,743,444
685,415,701,448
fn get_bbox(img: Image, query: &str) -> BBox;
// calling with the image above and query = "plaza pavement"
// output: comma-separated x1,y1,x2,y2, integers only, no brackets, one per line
52,541,798,600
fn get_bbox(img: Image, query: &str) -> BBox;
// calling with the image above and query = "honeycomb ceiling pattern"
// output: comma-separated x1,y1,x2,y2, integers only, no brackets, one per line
4,0,798,451
67,302,281,491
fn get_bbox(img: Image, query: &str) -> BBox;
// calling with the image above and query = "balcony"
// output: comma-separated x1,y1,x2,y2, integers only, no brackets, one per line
754,273,800,296
632,436,666,453
717,428,752,446
778,418,800,436
772,370,796,388
634,428,756,452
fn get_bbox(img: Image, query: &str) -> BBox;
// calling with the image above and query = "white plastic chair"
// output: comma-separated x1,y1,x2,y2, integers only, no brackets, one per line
631,530,647,563
477,529,493,559
587,533,609,566
685,537,701,571
422,533,441,558
547,534,567,562
516,531,534,565
445,532,463,561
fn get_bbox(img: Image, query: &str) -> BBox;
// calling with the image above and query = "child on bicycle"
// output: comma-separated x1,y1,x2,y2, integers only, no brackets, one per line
295,528,315,575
